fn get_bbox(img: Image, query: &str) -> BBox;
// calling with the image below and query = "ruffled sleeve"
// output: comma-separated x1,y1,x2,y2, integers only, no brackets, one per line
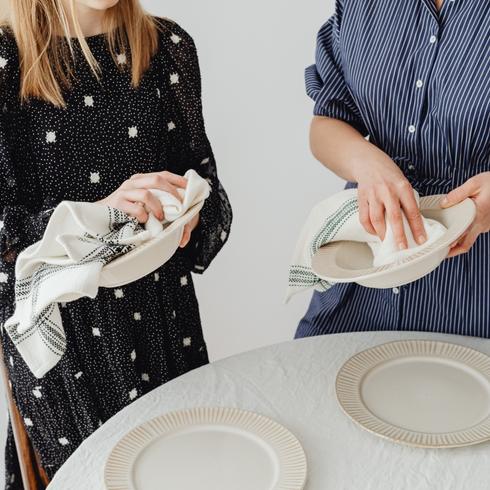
155,20,232,273
0,29,56,305
305,0,368,136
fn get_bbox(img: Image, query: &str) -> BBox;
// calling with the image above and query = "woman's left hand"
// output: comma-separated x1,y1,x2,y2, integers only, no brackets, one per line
179,214,200,248
441,172,490,257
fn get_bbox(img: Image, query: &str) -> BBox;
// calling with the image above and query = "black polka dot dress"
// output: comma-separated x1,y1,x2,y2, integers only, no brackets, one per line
0,18,232,488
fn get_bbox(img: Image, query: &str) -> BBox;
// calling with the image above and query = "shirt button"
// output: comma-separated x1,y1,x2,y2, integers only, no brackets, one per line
416,79,424,88
408,124,416,133
392,287,400,294
429,35,437,44
408,164,415,170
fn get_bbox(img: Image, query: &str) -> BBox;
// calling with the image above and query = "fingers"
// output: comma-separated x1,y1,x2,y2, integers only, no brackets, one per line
123,171,187,201
449,233,466,249
129,171,188,188
449,225,472,249
441,177,479,208
158,171,188,189
127,175,183,201
362,180,424,247
369,199,386,240
448,225,480,258
101,170,190,223
119,201,149,223
118,189,164,221
385,199,407,250
399,184,427,245
179,224,191,248
179,214,200,248
358,192,376,235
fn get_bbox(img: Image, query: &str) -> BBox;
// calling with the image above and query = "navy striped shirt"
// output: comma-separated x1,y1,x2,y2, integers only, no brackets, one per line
298,0,490,338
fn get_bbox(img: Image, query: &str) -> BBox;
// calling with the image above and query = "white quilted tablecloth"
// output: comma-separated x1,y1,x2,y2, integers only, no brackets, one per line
47,331,490,489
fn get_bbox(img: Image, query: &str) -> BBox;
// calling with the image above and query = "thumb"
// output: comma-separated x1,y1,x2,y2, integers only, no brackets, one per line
441,180,476,208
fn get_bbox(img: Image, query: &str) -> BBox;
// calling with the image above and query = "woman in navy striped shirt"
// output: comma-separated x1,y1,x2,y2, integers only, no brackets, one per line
297,0,490,338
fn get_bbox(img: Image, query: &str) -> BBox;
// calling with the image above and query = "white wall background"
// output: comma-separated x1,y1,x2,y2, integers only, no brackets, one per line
1,0,341,486
141,0,340,361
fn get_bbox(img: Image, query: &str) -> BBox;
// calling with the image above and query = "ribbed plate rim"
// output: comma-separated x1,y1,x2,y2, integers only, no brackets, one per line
104,406,308,490
336,340,490,448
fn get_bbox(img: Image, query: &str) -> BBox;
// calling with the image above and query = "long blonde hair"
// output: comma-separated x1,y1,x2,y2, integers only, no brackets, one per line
1,0,160,107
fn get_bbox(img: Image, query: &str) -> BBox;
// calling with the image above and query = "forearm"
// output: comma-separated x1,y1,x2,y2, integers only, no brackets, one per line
309,116,388,183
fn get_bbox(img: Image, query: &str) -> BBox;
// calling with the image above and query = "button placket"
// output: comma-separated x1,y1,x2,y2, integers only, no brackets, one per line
407,17,440,142
389,286,402,311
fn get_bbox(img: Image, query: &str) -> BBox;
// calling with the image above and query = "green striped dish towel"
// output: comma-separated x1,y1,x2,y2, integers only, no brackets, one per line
286,188,445,301
287,189,364,301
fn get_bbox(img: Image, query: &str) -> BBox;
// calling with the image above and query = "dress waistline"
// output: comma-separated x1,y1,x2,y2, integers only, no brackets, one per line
392,156,489,196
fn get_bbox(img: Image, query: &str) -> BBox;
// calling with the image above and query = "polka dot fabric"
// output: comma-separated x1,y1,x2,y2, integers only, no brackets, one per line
0,18,232,487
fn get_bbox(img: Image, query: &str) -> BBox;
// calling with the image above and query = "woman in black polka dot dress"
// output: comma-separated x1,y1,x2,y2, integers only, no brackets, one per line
0,3,232,487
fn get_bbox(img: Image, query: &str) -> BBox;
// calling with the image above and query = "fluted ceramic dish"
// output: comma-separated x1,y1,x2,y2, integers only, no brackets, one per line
104,407,307,490
336,340,490,448
311,195,476,288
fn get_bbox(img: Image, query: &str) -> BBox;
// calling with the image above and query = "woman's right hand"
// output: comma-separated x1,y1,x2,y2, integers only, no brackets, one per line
309,117,427,249
355,154,427,249
97,171,188,223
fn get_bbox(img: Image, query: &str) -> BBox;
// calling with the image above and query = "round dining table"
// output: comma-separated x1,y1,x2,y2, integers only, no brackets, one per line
47,330,490,489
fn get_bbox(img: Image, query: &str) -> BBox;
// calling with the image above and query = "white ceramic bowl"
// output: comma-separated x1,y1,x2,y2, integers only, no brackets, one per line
311,195,476,289
99,202,203,288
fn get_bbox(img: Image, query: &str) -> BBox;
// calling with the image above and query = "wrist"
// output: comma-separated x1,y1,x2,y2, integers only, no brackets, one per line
352,147,401,186
348,140,381,184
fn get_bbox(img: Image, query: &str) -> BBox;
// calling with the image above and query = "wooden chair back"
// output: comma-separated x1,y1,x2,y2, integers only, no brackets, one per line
0,341,50,489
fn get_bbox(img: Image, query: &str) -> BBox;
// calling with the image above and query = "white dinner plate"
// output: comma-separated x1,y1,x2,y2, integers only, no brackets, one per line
99,201,203,288
311,195,476,288
104,407,307,490
336,340,490,448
